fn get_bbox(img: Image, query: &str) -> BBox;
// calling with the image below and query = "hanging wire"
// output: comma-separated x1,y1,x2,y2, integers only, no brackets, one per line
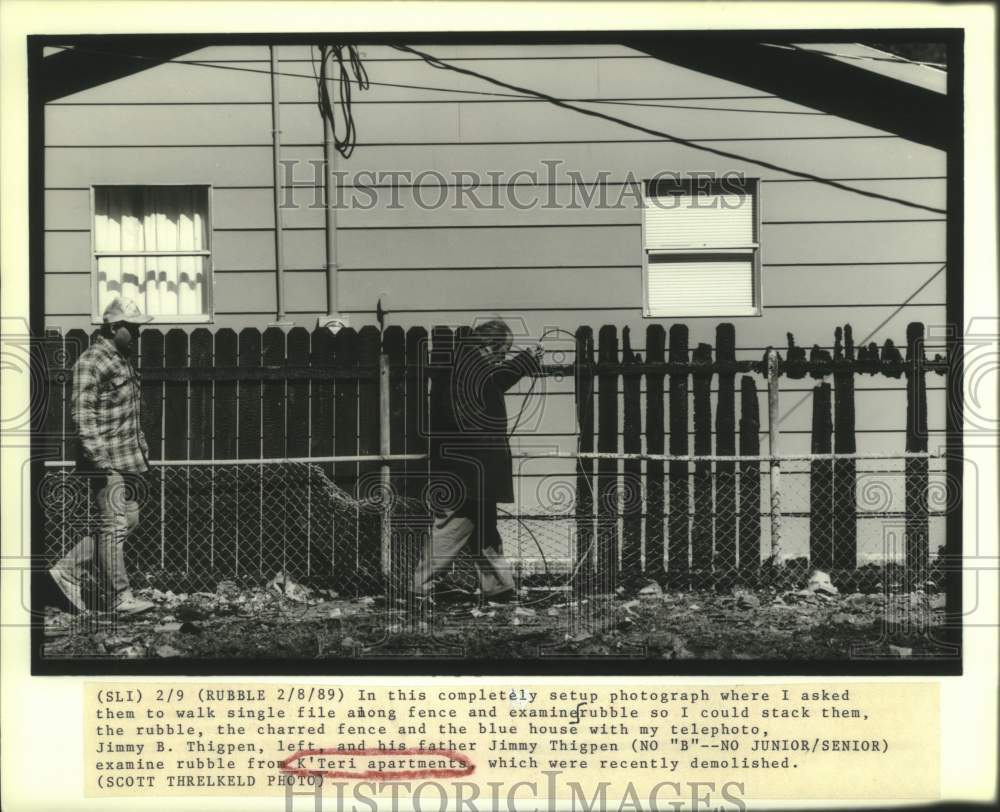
507,327,579,438
315,44,370,158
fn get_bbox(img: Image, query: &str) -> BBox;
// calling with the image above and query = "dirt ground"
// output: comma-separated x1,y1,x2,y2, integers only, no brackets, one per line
43,572,951,662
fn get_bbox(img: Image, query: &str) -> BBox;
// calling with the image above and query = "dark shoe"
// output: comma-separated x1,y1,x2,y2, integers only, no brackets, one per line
433,586,474,605
485,588,516,605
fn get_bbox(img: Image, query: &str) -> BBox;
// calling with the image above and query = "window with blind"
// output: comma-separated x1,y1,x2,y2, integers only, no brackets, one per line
642,178,760,317
92,186,212,322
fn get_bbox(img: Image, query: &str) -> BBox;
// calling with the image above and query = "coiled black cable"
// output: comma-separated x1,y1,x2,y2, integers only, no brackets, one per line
316,44,369,158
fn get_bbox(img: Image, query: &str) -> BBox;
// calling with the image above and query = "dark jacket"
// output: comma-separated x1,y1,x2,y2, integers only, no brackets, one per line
430,338,539,506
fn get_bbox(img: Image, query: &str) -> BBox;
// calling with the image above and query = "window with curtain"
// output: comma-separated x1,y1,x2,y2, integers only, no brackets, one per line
642,178,760,317
93,186,211,321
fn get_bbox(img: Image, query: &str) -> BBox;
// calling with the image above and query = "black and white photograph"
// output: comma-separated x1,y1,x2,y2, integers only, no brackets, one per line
26,27,964,673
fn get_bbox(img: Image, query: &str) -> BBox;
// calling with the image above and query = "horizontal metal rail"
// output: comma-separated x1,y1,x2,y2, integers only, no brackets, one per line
42,454,426,468
42,450,943,468
43,359,951,383
521,451,946,462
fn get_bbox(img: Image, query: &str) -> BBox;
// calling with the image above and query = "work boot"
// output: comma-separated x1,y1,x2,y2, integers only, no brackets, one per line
49,565,87,612
113,592,154,616
433,585,475,605
485,588,516,605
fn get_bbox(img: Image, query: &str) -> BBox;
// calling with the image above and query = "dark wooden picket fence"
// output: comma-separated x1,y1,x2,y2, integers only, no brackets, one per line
38,321,947,589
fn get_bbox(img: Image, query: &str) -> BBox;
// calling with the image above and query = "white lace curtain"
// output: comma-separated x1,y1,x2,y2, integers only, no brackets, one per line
94,186,209,318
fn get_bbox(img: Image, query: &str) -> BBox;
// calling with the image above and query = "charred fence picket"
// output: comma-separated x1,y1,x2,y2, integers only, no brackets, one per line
38,323,949,595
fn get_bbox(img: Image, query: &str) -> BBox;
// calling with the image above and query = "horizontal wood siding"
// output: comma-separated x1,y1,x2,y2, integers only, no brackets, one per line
45,221,947,274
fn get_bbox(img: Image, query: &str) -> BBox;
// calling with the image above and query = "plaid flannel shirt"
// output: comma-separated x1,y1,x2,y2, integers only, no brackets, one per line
72,336,149,473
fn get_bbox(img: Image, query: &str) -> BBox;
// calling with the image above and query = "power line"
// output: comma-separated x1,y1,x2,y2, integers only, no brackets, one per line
394,44,947,217
45,45,541,99
47,44,887,116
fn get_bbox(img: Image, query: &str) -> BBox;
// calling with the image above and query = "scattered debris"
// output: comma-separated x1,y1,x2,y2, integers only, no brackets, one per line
216,580,240,599
175,604,206,622
733,589,761,610
663,633,694,659
268,571,313,603
154,622,183,633
43,570,949,660
638,581,663,598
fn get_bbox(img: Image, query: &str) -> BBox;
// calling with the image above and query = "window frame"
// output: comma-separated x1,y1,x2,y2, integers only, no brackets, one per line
640,177,763,318
89,183,215,325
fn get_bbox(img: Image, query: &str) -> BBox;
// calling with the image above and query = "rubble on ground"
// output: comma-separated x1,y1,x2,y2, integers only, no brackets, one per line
42,568,952,661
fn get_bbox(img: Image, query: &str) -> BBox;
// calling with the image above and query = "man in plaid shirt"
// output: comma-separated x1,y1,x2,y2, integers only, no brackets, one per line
49,297,155,615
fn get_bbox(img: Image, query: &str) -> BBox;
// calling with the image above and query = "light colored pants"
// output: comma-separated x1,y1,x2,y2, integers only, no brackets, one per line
413,508,515,598
55,472,139,602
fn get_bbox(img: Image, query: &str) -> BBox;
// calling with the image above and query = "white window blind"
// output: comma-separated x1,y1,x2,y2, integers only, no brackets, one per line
642,181,760,317
94,186,211,321
647,257,755,316
644,191,755,250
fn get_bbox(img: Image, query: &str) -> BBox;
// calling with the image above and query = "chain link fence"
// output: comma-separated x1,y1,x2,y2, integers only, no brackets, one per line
41,453,945,604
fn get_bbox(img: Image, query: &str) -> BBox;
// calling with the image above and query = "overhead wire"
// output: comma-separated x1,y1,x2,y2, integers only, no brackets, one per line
49,44,945,123
392,44,947,216
48,44,824,114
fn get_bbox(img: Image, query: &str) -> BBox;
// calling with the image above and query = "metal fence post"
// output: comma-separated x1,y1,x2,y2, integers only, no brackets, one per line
767,349,783,562
380,353,392,577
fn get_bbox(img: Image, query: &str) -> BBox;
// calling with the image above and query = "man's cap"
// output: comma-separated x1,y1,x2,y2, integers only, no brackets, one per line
102,296,153,325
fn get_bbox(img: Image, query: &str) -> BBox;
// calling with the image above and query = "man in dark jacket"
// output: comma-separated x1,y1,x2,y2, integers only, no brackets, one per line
415,319,542,603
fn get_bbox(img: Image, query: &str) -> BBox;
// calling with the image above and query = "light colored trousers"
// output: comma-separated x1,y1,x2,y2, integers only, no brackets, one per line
413,508,515,598
55,471,139,601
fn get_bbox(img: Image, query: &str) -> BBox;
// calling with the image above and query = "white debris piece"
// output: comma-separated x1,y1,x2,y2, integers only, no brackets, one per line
268,571,313,602
154,622,183,633
806,569,839,595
